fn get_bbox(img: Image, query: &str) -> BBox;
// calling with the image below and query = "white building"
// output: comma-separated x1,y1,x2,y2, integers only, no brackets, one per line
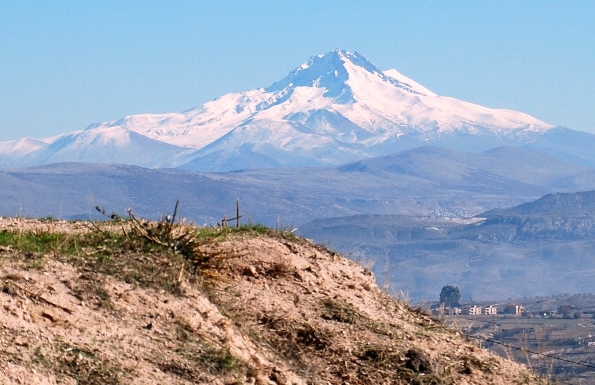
484,305,498,315
465,305,482,315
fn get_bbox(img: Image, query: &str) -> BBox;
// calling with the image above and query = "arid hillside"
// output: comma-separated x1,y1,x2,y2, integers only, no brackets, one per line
0,217,549,384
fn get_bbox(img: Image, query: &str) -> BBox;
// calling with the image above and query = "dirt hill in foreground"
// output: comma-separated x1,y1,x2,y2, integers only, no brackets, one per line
0,218,548,385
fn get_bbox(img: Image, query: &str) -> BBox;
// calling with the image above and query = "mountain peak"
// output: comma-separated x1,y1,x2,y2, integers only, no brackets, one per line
265,49,358,99
292,49,380,76
265,49,389,98
266,49,431,102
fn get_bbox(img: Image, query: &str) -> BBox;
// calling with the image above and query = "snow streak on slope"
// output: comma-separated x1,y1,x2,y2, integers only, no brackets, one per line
0,49,566,170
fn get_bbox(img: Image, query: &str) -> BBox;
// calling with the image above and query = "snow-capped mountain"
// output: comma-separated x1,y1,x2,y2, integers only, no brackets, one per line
0,126,191,169
1,49,593,170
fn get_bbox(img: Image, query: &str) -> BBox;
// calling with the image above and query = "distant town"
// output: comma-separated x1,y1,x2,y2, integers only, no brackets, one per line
433,303,590,319
432,304,522,316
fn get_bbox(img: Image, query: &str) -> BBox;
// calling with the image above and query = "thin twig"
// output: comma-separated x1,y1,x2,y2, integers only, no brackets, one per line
86,220,107,235
169,200,180,234
7,281,74,315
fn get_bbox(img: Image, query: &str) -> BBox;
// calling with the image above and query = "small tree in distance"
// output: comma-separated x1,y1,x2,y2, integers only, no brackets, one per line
439,285,461,308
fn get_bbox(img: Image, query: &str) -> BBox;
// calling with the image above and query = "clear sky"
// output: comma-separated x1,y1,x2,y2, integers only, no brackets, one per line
1,1,593,141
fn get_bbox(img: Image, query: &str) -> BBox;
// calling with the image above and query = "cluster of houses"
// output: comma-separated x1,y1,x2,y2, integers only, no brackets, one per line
433,304,524,316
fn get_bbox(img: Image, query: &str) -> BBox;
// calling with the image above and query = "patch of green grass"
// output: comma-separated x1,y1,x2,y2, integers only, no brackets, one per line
192,224,272,242
0,228,149,258
0,225,187,290
235,223,270,235
0,231,62,254
208,348,240,373
33,342,126,385
320,298,360,324
33,346,51,367
56,343,125,385
172,335,245,378
156,346,244,382
0,220,295,294
0,221,281,261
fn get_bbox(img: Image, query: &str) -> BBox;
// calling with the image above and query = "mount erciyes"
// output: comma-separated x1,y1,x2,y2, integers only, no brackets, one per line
2,50,594,170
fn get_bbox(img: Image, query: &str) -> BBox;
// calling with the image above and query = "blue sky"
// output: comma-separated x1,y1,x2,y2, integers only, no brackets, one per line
1,1,593,141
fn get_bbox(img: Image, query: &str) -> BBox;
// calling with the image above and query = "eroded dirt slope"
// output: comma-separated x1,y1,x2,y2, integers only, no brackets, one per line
0,218,548,384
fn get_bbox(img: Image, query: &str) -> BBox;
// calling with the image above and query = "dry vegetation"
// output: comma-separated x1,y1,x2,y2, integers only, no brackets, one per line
0,216,551,384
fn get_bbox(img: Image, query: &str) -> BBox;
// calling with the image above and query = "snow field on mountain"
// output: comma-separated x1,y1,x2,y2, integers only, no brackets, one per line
0,49,579,171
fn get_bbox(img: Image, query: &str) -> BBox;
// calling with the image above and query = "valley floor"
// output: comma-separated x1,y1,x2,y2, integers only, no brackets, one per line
443,314,595,384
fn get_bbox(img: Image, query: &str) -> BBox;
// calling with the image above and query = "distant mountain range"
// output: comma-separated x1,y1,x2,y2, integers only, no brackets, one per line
1,49,594,170
2,146,594,224
299,191,595,301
